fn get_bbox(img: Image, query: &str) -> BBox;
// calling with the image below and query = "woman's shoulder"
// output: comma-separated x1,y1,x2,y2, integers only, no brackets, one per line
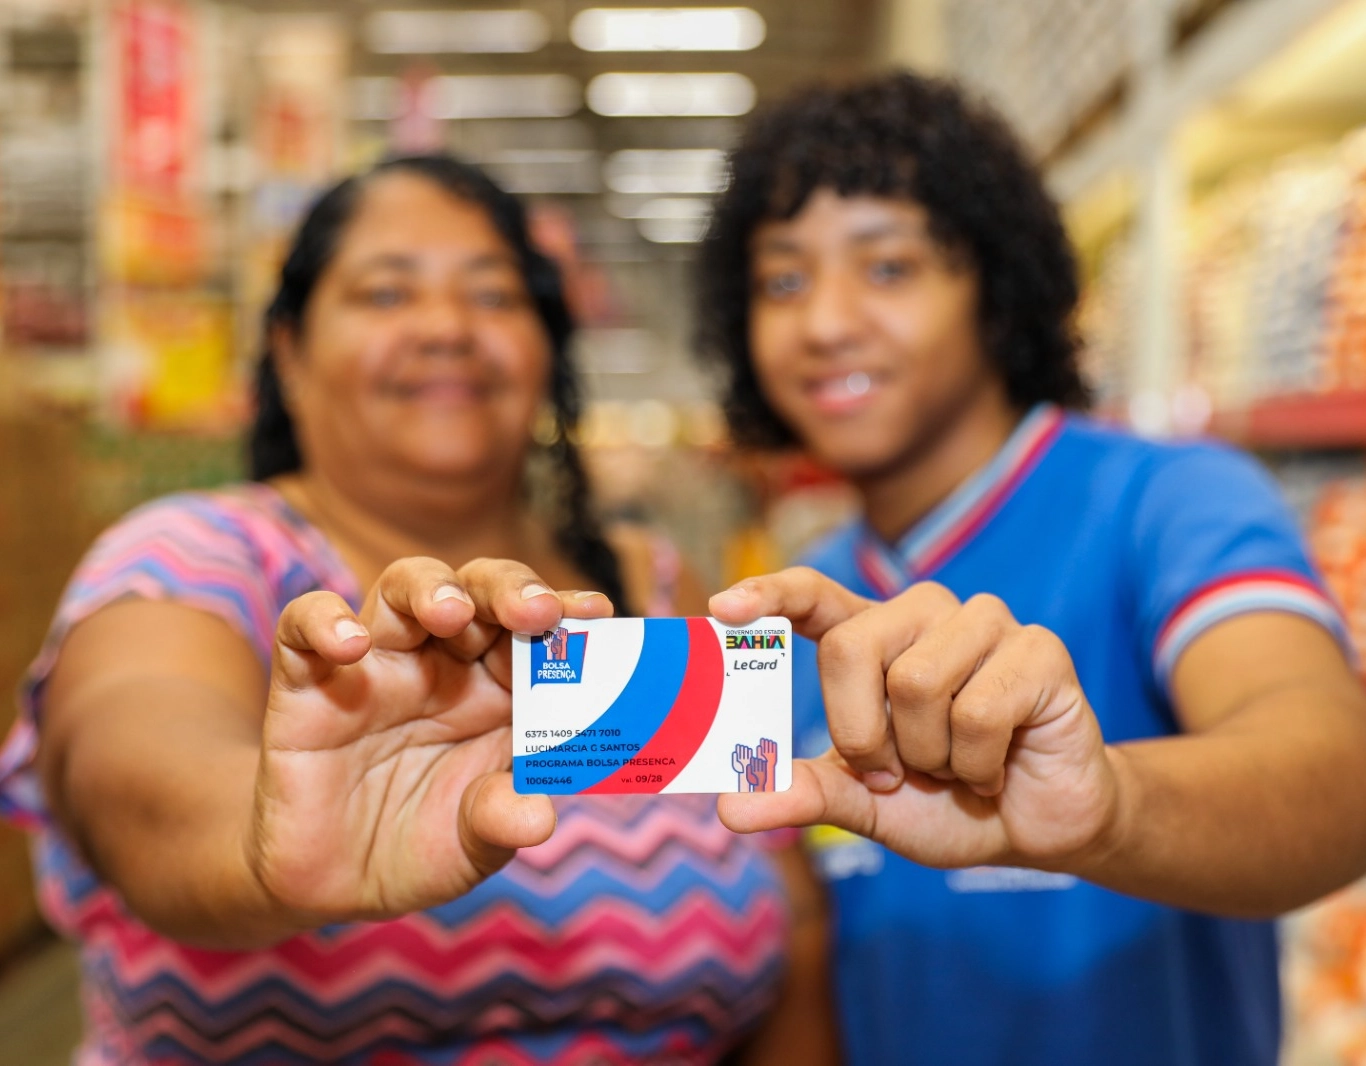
92,483,342,583
103,482,299,545
66,482,356,645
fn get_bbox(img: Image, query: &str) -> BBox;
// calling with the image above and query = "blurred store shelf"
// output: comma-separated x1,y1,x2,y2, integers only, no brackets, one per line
1208,391,1366,450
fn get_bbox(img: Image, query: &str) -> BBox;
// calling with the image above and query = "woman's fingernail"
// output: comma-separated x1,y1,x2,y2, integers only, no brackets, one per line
335,619,368,642
433,584,473,605
521,583,554,600
862,770,902,792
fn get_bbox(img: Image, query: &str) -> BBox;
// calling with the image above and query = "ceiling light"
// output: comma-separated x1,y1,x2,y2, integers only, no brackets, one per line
366,10,550,54
422,75,581,119
571,7,765,52
604,149,728,194
587,73,755,117
638,216,710,243
480,150,601,194
607,195,711,220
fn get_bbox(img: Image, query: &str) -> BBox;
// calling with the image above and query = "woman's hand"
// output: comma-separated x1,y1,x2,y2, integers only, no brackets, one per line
710,569,1120,873
247,557,612,924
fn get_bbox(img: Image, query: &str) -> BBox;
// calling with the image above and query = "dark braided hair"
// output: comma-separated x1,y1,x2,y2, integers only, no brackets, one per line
696,71,1088,448
250,154,628,609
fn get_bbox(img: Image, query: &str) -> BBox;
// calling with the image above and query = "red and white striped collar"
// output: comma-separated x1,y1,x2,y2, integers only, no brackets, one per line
856,404,1065,599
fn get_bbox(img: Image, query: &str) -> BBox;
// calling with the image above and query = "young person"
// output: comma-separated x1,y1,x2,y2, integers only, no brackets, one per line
695,72,1366,1065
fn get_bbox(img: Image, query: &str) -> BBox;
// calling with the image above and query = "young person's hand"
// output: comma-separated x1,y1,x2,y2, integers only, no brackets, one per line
710,569,1119,872
248,557,613,925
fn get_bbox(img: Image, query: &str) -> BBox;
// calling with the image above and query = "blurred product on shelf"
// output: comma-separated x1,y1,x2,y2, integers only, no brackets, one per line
1080,128,1366,430
0,7,89,353
1191,152,1347,405
1077,238,1137,410
1325,144,1366,392
101,289,237,429
98,0,238,430
1276,475,1366,1066
1309,477,1366,664
944,0,1129,159
1282,880,1366,1066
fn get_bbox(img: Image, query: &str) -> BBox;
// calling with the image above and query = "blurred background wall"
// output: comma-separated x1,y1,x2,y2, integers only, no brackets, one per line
5,1,1366,1060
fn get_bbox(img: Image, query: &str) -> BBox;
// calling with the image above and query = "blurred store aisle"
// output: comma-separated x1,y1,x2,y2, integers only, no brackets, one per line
0,939,79,1066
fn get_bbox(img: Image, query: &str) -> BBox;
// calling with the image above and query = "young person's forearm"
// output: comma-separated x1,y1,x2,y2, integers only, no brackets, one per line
50,678,310,948
1064,684,1366,917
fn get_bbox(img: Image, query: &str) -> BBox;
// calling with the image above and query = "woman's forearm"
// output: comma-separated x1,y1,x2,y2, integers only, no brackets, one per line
47,675,309,949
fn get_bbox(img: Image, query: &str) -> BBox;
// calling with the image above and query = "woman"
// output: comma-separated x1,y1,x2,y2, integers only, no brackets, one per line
0,156,834,1064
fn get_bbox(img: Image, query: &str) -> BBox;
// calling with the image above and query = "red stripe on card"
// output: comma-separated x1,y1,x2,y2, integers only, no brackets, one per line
583,617,725,795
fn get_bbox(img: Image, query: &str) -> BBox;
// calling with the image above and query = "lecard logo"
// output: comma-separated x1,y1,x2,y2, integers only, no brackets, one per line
533,627,588,686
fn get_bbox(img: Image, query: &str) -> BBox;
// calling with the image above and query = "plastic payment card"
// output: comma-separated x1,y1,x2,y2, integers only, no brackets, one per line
512,616,792,795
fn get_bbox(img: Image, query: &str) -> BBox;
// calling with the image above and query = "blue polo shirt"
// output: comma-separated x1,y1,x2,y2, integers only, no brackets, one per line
794,406,1347,1066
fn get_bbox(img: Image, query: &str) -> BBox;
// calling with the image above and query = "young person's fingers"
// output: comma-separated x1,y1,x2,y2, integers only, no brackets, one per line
948,624,1081,796
883,593,1017,777
709,567,874,641
816,582,961,789
362,557,475,652
456,772,557,883
272,591,371,692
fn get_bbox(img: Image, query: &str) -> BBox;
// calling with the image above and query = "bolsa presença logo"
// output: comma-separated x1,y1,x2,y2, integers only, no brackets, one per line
532,626,589,686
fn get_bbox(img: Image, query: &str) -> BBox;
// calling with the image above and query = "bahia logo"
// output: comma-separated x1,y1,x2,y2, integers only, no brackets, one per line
725,630,786,650
532,627,588,686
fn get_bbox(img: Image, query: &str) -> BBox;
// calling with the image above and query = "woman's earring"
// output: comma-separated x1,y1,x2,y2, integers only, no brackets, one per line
532,400,562,447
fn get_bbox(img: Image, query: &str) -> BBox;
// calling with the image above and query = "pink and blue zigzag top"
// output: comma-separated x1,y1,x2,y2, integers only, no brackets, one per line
0,484,788,1066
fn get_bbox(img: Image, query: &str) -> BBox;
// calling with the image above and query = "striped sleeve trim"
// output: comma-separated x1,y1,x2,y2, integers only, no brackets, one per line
1154,570,1350,684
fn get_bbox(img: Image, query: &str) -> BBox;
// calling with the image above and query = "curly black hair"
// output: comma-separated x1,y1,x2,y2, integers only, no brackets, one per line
696,71,1088,448
250,154,627,610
